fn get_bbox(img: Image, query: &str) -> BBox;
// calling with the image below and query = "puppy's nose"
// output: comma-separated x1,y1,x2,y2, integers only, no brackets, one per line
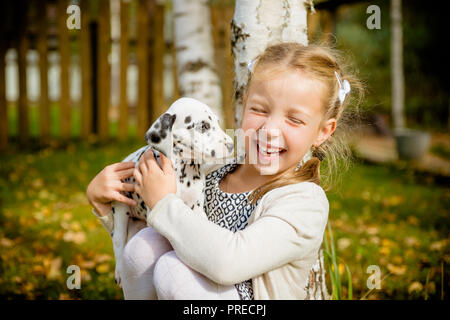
226,143,234,152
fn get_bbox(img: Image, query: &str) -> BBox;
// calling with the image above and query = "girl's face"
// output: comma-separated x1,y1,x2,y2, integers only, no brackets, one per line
241,69,336,175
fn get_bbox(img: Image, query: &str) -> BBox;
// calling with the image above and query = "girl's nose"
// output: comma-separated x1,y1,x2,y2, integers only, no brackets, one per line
258,125,282,146
260,123,282,137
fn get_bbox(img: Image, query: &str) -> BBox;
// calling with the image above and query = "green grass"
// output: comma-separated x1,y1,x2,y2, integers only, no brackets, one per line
6,103,139,139
0,141,448,299
0,139,144,299
323,160,449,299
431,143,450,160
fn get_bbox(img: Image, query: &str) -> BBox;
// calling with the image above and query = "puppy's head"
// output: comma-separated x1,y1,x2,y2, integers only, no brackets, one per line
145,97,234,164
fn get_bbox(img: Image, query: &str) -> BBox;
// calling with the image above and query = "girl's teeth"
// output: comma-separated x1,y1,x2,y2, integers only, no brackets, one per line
258,143,285,155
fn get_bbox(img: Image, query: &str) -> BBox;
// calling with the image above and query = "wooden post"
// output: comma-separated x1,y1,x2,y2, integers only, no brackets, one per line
320,9,337,44
211,4,234,130
80,0,93,139
119,0,129,139
17,3,29,146
38,0,50,143
151,0,165,122
98,0,111,141
307,9,320,42
0,26,7,151
90,21,99,135
170,3,179,102
137,0,150,139
58,0,71,140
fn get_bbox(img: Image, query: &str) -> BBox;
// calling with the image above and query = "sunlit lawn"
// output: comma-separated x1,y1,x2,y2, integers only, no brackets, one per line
0,139,448,299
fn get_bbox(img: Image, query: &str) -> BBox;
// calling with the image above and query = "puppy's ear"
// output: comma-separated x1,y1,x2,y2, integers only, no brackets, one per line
160,113,176,131
145,113,177,144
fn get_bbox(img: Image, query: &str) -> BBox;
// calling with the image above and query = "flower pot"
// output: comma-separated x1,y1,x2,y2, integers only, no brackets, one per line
393,128,431,160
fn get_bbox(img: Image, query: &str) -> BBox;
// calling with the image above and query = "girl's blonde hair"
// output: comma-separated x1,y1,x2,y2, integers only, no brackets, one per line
243,42,365,205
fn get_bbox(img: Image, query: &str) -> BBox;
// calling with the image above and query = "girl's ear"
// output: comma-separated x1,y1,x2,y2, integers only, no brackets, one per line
314,118,336,147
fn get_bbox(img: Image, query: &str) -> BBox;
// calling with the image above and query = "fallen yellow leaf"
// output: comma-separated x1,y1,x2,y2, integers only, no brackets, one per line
47,257,63,280
96,263,110,273
387,263,406,275
408,281,423,294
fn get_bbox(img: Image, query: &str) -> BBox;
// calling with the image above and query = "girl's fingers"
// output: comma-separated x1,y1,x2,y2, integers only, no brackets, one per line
113,193,137,207
133,168,143,185
144,149,161,172
113,161,136,171
120,183,135,192
116,168,135,179
160,153,173,173
143,149,157,165
138,160,146,176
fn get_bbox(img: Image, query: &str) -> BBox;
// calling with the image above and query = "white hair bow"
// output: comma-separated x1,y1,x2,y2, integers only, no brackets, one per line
247,59,256,73
334,71,351,105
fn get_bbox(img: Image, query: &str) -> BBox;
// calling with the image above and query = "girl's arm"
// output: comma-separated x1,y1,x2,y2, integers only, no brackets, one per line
147,182,329,286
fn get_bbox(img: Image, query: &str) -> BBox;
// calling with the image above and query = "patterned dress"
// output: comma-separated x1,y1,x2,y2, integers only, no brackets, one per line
203,157,262,300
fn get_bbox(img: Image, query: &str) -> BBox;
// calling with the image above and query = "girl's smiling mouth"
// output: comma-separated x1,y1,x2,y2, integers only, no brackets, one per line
255,139,287,161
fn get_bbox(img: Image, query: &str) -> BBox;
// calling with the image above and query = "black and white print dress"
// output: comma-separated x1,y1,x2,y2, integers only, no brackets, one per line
203,157,262,300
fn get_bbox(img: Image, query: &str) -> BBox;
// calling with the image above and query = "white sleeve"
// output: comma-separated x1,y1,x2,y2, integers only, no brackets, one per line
92,208,114,235
147,184,329,285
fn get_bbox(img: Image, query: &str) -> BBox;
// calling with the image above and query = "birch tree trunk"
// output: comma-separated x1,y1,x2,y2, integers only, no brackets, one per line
390,0,405,129
231,0,330,300
172,0,224,122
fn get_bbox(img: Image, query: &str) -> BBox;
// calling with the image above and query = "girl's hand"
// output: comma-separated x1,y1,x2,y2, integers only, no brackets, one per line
86,162,138,217
134,149,177,210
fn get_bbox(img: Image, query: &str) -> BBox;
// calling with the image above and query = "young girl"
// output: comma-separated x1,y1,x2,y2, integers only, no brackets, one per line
86,42,363,300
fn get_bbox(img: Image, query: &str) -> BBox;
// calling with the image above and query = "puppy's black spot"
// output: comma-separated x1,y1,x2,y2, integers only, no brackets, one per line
185,116,191,124
211,149,215,157
149,132,161,144
126,212,129,215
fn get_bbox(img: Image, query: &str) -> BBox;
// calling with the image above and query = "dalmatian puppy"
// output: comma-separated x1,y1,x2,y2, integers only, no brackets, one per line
111,97,235,286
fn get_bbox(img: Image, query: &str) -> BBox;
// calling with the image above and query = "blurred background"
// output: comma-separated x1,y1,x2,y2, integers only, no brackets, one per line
0,0,448,299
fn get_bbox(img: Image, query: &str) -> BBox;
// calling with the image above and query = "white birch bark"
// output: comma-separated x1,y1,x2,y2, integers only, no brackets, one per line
231,0,330,300
172,0,224,122
390,0,405,129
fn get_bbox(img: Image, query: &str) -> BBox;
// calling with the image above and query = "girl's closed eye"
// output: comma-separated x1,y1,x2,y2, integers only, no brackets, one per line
289,117,304,125
250,107,266,113
250,106,304,125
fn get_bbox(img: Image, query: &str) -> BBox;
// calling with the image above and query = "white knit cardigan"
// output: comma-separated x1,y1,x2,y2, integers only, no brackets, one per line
94,181,329,300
